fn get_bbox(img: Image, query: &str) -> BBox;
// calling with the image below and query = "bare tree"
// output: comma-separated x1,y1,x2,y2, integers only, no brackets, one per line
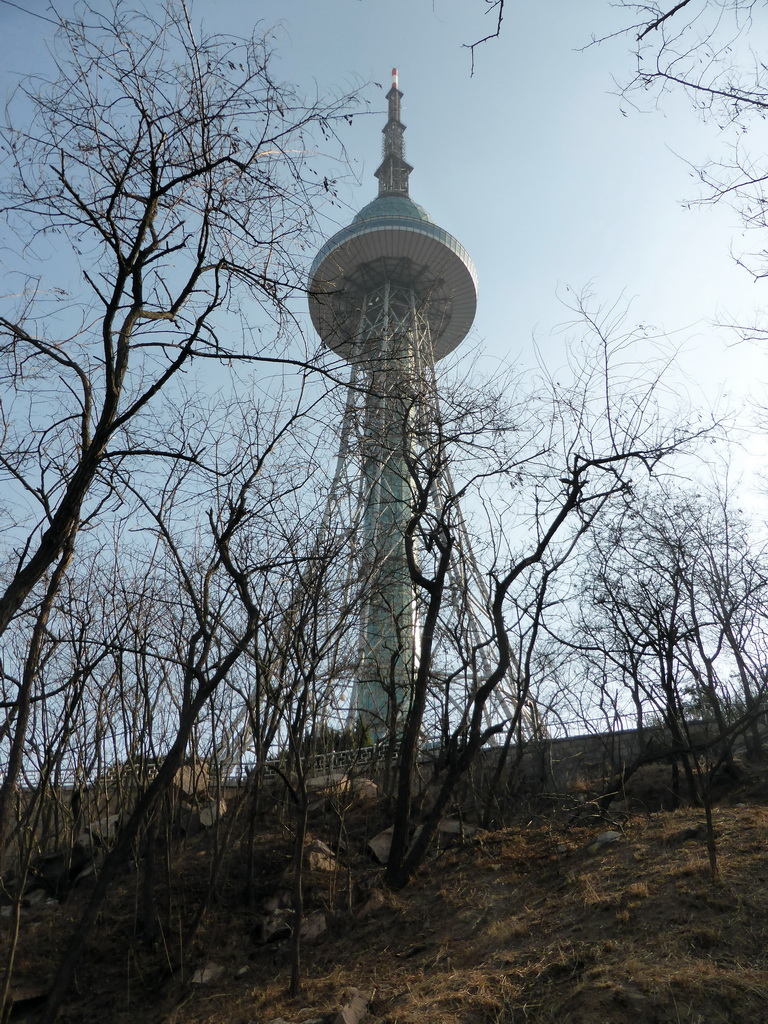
0,1,355,860
23,370,352,1019
208,430,365,997
561,475,768,875
383,295,714,887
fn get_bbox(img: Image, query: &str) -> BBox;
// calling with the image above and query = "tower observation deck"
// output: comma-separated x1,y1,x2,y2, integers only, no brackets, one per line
308,71,528,740
309,71,477,366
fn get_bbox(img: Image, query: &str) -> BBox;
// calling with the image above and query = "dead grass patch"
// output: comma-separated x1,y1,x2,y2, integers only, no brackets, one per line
625,880,649,899
483,917,530,945
4,801,768,1023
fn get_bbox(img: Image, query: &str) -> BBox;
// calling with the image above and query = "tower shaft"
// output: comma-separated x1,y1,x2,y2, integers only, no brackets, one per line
352,273,433,734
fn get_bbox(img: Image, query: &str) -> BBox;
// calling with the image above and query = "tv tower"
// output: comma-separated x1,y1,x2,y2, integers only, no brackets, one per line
308,71,530,740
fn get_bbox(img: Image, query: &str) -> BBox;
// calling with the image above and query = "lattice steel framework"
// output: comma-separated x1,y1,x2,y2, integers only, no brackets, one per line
304,70,541,742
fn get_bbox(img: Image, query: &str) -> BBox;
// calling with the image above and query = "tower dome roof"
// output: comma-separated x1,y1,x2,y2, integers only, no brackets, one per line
352,194,433,225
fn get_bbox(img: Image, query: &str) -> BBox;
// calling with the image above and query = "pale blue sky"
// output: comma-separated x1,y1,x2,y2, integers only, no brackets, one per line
2,0,767,468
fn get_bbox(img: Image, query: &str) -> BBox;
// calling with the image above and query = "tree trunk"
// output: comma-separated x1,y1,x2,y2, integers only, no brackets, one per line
289,800,308,997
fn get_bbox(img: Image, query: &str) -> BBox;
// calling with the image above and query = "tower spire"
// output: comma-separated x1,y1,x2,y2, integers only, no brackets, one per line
375,67,413,196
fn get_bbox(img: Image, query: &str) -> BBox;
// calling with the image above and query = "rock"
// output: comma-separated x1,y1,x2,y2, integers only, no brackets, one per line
89,813,121,845
674,824,705,843
30,839,96,897
416,773,447,816
306,838,337,871
23,888,47,907
588,830,622,854
368,826,394,864
262,889,291,914
30,852,68,895
190,962,224,985
4,983,50,1012
306,771,350,797
71,860,95,885
408,824,425,853
198,797,227,828
333,987,368,1024
255,912,291,943
356,888,386,920
70,838,94,878
174,793,226,831
299,910,327,944
556,842,569,854
351,778,380,804
172,762,209,801
437,819,476,837
178,804,203,836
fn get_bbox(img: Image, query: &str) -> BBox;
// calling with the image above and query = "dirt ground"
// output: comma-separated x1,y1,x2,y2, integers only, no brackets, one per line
4,769,768,1024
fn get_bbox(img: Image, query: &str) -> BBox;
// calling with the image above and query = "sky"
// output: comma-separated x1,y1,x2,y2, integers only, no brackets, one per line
2,0,767,485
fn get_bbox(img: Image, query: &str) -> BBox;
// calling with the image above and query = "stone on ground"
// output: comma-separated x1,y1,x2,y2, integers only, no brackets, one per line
368,827,394,864
588,830,622,853
356,888,386,920
333,987,368,1024
172,762,209,801
190,962,224,985
306,838,337,871
198,797,227,828
299,911,327,943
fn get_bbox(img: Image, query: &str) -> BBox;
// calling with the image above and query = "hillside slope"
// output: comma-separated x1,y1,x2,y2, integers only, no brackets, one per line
5,787,768,1023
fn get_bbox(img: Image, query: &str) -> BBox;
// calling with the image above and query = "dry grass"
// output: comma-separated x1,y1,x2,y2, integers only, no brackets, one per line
3,796,768,1023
